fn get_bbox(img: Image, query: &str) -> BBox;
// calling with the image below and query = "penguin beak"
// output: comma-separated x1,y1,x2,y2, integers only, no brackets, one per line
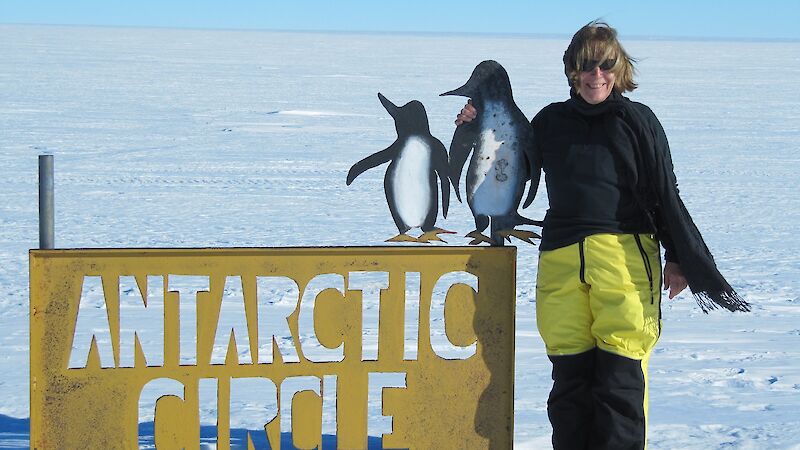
441,60,500,98
440,82,474,98
377,92,399,117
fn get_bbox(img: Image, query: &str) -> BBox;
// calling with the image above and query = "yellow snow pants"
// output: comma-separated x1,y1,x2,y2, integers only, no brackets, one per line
537,233,662,358
536,233,662,450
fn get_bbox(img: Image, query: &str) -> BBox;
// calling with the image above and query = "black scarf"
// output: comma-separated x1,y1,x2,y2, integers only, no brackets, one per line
566,90,750,313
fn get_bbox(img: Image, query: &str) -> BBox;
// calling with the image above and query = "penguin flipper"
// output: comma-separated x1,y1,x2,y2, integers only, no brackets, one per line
522,135,542,209
522,160,541,208
448,121,479,203
346,145,397,185
432,139,451,218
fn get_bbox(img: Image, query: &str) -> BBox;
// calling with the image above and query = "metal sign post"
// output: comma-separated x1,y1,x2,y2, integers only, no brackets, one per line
38,154,54,249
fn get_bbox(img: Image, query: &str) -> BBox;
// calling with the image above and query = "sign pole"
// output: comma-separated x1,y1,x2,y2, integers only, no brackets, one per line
38,154,54,249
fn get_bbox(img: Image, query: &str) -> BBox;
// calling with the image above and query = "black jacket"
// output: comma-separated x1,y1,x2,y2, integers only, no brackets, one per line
530,91,678,261
530,90,748,312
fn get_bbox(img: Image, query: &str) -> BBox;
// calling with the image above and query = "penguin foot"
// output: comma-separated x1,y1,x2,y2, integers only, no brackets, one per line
386,233,417,243
465,230,495,246
498,229,541,245
417,228,456,243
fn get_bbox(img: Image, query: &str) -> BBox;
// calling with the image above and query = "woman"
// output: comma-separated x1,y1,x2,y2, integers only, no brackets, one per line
456,21,748,450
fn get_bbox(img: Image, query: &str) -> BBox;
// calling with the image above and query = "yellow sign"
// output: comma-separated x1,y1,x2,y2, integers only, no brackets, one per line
30,247,515,449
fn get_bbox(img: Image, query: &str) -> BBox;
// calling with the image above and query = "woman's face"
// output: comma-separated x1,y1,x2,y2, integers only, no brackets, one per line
577,65,615,104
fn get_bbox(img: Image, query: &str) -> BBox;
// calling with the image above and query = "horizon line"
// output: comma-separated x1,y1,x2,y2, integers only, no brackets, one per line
3,22,799,44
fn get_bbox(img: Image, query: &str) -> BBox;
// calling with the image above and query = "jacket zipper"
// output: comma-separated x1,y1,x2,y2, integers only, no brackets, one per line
634,234,655,304
578,239,586,284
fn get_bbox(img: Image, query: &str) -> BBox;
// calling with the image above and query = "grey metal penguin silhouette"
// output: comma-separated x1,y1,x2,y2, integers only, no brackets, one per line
441,60,542,245
346,93,454,243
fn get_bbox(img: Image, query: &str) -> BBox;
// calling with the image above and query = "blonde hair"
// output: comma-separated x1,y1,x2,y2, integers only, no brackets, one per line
563,21,637,92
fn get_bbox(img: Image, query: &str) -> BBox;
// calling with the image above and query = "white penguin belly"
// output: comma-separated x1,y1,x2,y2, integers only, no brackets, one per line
468,103,524,216
392,137,432,228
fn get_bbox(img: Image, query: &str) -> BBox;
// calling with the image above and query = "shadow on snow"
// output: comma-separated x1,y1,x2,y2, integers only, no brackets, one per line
0,415,390,449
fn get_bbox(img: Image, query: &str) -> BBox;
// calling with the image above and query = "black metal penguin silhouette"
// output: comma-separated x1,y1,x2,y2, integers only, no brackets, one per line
347,93,454,243
441,60,542,245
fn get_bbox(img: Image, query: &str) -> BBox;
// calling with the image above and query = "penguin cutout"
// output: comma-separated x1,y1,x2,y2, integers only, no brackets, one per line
441,60,542,246
346,93,455,243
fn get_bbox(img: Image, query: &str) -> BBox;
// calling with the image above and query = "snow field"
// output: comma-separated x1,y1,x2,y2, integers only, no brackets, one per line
1,25,799,448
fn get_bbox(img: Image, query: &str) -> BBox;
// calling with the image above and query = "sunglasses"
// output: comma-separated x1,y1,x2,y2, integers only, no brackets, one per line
580,59,616,72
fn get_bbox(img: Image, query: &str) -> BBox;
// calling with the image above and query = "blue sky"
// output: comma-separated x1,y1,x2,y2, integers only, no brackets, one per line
1,0,798,40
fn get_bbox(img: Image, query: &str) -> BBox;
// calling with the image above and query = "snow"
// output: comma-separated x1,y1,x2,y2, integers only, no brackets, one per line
1,24,800,448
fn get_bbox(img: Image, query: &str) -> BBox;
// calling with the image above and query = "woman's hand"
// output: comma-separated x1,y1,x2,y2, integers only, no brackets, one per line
455,99,477,125
663,261,688,299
